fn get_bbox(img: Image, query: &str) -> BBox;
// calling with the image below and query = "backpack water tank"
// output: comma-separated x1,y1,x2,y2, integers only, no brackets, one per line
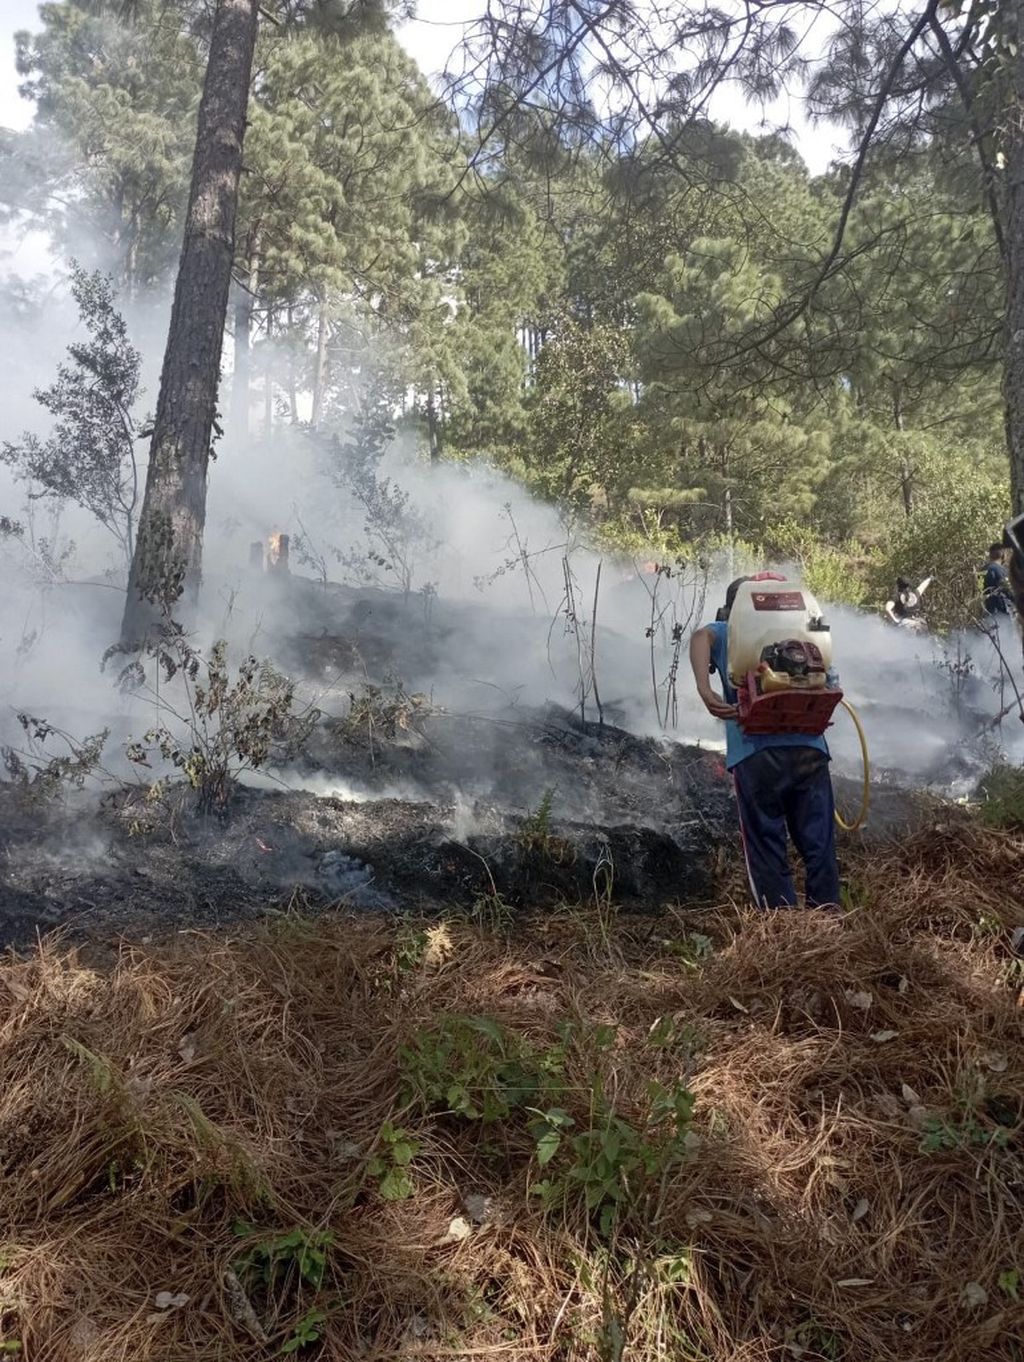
726,577,833,685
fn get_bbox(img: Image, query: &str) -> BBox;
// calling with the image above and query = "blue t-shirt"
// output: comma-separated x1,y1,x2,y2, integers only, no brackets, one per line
706,619,830,770
983,561,1011,613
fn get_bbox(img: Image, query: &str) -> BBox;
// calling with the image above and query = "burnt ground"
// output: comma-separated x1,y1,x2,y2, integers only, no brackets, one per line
0,698,946,952
0,576,962,951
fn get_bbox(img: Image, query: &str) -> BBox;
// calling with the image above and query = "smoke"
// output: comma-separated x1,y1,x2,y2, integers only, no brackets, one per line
0,258,1021,809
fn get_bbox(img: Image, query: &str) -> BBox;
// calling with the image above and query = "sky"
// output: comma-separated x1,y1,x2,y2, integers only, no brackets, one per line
394,0,848,175
0,0,849,160
0,0,848,276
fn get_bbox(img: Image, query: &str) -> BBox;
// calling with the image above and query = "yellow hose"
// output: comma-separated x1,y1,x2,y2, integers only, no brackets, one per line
834,698,870,832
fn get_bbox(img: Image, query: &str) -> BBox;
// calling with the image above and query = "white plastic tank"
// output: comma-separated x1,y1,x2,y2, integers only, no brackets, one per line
726,577,833,683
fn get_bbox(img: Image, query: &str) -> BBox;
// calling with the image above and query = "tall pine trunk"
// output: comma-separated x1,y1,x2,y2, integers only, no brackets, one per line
426,385,441,463
893,384,913,516
1006,0,1024,516
121,0,260,644
231,237,260,441
264,305,274,436
311,294,329,430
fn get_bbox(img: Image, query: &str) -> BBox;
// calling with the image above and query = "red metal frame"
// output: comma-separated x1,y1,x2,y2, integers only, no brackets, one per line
736,671,843,737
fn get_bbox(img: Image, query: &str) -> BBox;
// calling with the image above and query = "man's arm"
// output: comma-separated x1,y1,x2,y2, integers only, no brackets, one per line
884,598,898,624
689,626,738,720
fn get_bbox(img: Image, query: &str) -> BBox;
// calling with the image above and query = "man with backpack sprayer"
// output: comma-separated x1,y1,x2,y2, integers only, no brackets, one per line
689,574,867,910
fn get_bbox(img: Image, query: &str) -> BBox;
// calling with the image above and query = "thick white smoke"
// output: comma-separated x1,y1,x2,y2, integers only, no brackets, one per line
0,268,1020,803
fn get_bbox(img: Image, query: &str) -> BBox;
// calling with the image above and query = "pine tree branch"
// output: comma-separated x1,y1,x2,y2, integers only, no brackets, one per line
929,8,1006,261
709,0,942,372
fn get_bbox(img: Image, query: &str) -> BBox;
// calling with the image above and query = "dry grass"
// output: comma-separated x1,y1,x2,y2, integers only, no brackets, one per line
0,823,1022,1361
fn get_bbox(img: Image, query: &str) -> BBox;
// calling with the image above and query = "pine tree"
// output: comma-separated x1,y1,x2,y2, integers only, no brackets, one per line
121,0,261,641
5,0,201,294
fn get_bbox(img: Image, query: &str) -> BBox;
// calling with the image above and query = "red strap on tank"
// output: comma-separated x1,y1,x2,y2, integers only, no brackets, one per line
749,571,787,582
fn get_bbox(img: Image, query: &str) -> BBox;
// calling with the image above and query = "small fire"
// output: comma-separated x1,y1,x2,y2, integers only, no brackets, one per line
267,532,290,573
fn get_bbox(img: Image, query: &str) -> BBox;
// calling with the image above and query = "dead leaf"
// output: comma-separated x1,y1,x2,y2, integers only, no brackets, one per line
154,1291,190,1310
871,1030,898,1044
836,1278,874,1287
901,1083,922,1106
845,990,872,1010
851,1198,869,1222
424,924,453,967
327,1131,361,1162
982,1052,1008,1074
686,1208,713,1228
728,996,749,1014
68,1316,101,1354
898,976,909,994
177,1034,197,1064
3,977,30,1003
908,1105,930,1128
441,1216,472,1244
961,1282,989,1309
125,1072,153,1099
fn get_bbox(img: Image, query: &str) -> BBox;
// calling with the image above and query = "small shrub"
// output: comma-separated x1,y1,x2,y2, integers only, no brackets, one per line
400,1015,545,1122
367,1122,419,1201
0,264,143,568
1,714,108,805
232,1223,333,1297
529,1078,696,1236
339,679,431,746
976,763,1024,830
124,630,318,816
765,518,873,609
518,789,575,864
281,1309,328,1354
918,1114,1009,1154
521,789,554,843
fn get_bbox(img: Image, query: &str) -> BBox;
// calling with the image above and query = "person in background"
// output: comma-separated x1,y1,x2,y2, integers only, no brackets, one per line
884,574,932,629
689,576,841,911
982,543,1014,616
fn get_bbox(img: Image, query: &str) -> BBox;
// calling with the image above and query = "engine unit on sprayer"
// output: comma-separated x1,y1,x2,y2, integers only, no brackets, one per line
727,574,843,737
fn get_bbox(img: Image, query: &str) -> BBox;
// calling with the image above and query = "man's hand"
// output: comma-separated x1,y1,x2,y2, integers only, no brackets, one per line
698,687,738,721
689,625,739,722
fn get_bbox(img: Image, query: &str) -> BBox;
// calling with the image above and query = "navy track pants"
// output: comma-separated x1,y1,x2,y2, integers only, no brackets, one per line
732,746,841,909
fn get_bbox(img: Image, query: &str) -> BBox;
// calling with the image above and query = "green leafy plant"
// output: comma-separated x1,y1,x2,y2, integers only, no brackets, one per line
400,1016,545,1122
522,789,554,842
919,1114,1009,1154
998,1268,1020,1302
518,788,575,864
232,1224,333,1296
0,264,143,567
662,932,713,969
646,1014,705,1056
976,763,1024,831
786,1319,844,1361
280,1308,328,1354
394,926,428,973
529,1078,696,1236
367,1122,418,1201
